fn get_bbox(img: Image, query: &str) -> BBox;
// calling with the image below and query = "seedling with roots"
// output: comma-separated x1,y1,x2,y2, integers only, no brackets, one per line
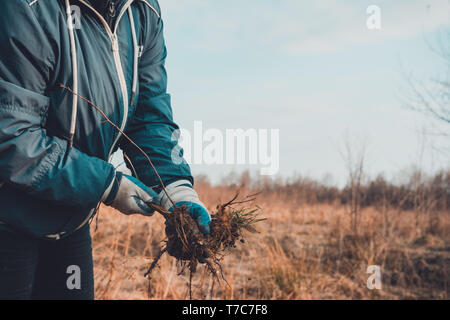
144,194,265,297
60,84,266,299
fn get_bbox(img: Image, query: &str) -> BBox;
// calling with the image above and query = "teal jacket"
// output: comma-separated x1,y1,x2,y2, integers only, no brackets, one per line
0,0,192,239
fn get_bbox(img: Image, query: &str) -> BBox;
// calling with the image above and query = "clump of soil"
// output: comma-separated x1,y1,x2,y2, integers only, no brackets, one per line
144,194,265,296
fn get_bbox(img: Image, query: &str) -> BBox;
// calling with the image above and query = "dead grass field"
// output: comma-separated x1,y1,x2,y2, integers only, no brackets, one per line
91,182,449,300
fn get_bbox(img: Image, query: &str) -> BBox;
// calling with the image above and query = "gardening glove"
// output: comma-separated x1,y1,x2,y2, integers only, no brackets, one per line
159,180,211,234
102,172,158,216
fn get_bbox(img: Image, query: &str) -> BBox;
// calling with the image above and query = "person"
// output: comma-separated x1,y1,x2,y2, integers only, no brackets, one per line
0,0,210,300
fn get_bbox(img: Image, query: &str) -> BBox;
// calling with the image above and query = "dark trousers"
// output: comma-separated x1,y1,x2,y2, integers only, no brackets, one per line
0,224,94,300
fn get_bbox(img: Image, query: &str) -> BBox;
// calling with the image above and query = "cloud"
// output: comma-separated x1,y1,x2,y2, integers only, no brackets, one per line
160,0,449,55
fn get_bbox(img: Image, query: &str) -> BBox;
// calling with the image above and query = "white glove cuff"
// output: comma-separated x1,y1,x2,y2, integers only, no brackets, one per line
159,180,204,210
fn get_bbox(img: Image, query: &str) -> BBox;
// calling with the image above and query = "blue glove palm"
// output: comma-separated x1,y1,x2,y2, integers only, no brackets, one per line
160,180,211,235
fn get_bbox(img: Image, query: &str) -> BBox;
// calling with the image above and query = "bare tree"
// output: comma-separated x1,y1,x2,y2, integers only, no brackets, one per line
340,133,369,235
403,30,450,126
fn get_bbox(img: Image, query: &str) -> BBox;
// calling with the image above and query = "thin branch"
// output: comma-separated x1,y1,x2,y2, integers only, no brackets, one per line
59,83,177,209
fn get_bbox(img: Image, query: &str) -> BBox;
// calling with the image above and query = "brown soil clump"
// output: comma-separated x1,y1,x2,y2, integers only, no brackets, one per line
144,194,265,297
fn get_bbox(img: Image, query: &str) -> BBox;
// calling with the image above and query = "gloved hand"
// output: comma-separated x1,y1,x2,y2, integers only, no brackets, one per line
102,172,157,216
159,180,211,234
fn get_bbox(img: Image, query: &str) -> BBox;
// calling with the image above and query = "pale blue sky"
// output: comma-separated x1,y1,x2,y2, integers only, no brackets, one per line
158,0,449,186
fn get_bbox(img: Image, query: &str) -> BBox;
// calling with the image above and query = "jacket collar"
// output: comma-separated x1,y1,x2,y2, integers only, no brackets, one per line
75,0,133,29
78,0,131,16
88,0,113,15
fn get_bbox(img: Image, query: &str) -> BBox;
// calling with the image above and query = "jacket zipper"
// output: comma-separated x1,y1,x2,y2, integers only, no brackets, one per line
71,0,135,233
78,0,133,160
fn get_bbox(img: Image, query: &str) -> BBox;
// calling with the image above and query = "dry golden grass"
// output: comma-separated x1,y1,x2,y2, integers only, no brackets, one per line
91,182,450,300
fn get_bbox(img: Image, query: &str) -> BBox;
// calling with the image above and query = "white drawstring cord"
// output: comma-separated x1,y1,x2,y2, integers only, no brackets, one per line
66,0,79,148
128,6,139,107
140,0,160,19
64,1,155,148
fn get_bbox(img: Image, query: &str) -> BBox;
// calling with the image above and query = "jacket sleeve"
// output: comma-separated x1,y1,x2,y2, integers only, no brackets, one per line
122,1,193,192
0,1,115,209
